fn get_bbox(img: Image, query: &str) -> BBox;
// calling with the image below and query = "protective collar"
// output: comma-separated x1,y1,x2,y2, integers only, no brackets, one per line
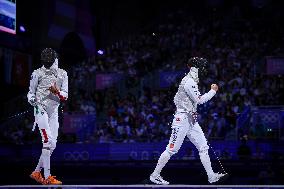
41,58,58,77
188,67,199,83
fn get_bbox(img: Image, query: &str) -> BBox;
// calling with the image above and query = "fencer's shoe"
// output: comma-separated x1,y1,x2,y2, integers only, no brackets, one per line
30,171,44,184
150,174,169,185
43,175,62,185
208,172,228,184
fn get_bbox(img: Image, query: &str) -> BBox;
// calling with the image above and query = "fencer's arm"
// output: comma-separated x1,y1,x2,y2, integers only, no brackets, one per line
57,71,68,101
27,71,38,106
184,78,216,105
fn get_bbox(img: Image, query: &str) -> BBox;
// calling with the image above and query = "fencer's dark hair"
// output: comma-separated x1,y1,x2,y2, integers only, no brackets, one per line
187,57,208,74
41,48,58,63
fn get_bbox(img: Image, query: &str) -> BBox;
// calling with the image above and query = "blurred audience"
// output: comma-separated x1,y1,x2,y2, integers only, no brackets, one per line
1,9,283,145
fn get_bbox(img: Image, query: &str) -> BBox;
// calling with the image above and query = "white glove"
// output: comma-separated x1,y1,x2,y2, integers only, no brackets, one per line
29,96,37,107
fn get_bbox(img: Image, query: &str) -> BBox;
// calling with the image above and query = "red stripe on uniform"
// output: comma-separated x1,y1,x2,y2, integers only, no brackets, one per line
41,129,48,143
57,91,67,101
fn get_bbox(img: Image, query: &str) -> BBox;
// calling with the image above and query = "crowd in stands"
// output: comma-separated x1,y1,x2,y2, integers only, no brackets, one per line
1,8,283,144
83,11,283,143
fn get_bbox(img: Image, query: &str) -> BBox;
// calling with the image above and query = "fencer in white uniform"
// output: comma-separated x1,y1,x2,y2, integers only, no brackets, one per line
150,57,227,185
27,48,68,185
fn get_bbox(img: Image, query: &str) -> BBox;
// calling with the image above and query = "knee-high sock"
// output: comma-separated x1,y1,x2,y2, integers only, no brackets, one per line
42,148,51,179
152,151,171,176
34,147,52,172
35,155,43,172
199,150,214,177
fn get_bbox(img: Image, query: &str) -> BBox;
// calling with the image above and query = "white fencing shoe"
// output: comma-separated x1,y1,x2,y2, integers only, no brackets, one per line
150,174,170,185
208,172,228,184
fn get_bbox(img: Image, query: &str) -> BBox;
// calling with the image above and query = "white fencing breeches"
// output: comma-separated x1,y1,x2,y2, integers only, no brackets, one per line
35,106,59,151
152,112,214,177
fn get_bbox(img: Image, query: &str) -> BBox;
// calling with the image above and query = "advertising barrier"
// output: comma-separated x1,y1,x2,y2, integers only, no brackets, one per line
63,113,96,141
1,141,280,162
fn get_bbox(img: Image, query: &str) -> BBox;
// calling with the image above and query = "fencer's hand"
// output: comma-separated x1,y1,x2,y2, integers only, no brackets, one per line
211,84,218,92
29,97,37,106
49,82,59,95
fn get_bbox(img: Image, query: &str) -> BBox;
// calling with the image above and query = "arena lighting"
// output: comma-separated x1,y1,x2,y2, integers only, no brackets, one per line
19,25,25,32
97,50,104,55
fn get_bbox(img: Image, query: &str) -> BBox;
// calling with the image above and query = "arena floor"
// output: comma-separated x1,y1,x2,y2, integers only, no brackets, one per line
1,159,283,187
1,185,284,189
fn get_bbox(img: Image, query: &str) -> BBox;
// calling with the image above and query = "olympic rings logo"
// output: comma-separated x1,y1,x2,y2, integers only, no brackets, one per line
259,113,279,123
64,151,90,161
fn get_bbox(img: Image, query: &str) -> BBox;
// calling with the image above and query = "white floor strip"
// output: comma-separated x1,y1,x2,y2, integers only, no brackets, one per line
1,185,284,188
